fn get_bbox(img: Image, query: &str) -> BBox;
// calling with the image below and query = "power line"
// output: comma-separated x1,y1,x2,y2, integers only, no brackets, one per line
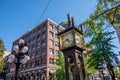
36,0,52,25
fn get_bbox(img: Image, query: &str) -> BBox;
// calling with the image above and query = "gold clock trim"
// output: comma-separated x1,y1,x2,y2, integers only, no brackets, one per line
60,30,74,50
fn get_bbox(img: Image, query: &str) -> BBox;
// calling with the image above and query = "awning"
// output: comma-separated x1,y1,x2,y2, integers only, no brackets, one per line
23,73,27,77
39,70,44,74
33,71,38,75
17,74,23,77
28,72,33,76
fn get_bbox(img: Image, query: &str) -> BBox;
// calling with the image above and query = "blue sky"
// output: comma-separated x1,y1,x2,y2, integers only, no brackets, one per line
0,0,120,53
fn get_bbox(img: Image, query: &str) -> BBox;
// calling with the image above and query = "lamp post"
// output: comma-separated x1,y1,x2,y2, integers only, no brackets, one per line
98,63,105,80
7,39,30,80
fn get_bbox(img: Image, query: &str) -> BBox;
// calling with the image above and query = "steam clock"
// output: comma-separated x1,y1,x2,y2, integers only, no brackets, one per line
59,15,86,80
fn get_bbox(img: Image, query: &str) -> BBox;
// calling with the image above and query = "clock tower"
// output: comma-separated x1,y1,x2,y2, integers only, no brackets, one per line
59,14,86,80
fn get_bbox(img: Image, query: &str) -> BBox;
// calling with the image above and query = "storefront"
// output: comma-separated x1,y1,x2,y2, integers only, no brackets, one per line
17,70,46,80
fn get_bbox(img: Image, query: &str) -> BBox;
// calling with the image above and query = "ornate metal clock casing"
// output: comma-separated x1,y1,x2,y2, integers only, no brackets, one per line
60,27,84,51
59,27,86,80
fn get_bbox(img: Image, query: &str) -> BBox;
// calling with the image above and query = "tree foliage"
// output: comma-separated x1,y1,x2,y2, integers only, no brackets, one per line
0,39,6,72
84,53,97,80
79,0,120,80
55,51,65,80
115,70,120,78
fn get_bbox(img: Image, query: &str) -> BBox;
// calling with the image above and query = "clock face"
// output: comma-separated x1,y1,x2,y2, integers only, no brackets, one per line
61,30,74,49
75,31,82,48
75,35,80,43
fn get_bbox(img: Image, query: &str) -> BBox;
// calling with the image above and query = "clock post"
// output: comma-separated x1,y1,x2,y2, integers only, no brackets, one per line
59,15,86,80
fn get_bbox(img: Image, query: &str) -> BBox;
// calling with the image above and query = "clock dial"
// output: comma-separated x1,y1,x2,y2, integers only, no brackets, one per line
59,27,84,50
61,30,74,49
75,31,82,48
75,35,80,43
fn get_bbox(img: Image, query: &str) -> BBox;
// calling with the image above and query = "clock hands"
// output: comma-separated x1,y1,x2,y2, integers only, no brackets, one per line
76,38,80,42
76,35,80,43
66,38,71,42
62,33,73,48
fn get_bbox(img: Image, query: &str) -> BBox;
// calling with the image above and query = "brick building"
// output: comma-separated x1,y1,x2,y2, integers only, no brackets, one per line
6,19,65,80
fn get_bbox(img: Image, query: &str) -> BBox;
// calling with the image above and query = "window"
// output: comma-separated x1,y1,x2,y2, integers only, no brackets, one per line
26,42,29,45
31,45,35,50
29,32,32,37
42,32,46,38
49,48,54,54
42,48,46,55
28,33,30,38
24,35,28,40
28,40,30,44
35,60,40,66
30,39,33,43
49,31,54,37
42,24,46,30
55,42,59,47
55,27,58,32
20,65,24,70
37,27,41,32
49,24,54,29
37,34,41,40
32,37,36,42
49,58,54,64
42,40,46,46
36,43,40,48
56,50,59,55
25,63,29,68
55,34,59,39
25,35,28,39
49,40,54,45
33,30,36,35
36,50,41,57
30,62,34,67
31,53,35,59
41,58,46,65
28,47,31,52
28,39,32,44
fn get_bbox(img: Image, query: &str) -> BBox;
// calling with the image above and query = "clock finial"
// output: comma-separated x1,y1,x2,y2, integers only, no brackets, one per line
71,17,75,27
67,14,72,27
80,25,83,33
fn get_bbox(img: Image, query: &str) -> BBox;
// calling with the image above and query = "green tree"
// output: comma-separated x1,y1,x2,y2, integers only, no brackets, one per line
78,0,120,80
115,70,120,78
84,53,97,80
55,51,65,80
0,39,6,72
86,29,118,80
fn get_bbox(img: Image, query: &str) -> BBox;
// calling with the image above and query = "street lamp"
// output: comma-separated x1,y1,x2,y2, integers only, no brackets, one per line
7,39,30,80
98,63,105,80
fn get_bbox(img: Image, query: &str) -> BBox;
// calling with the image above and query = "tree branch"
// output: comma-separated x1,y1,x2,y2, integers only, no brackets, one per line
79,4,120,27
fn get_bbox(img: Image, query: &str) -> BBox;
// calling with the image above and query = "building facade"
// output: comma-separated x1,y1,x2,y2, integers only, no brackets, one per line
6,19,64,80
